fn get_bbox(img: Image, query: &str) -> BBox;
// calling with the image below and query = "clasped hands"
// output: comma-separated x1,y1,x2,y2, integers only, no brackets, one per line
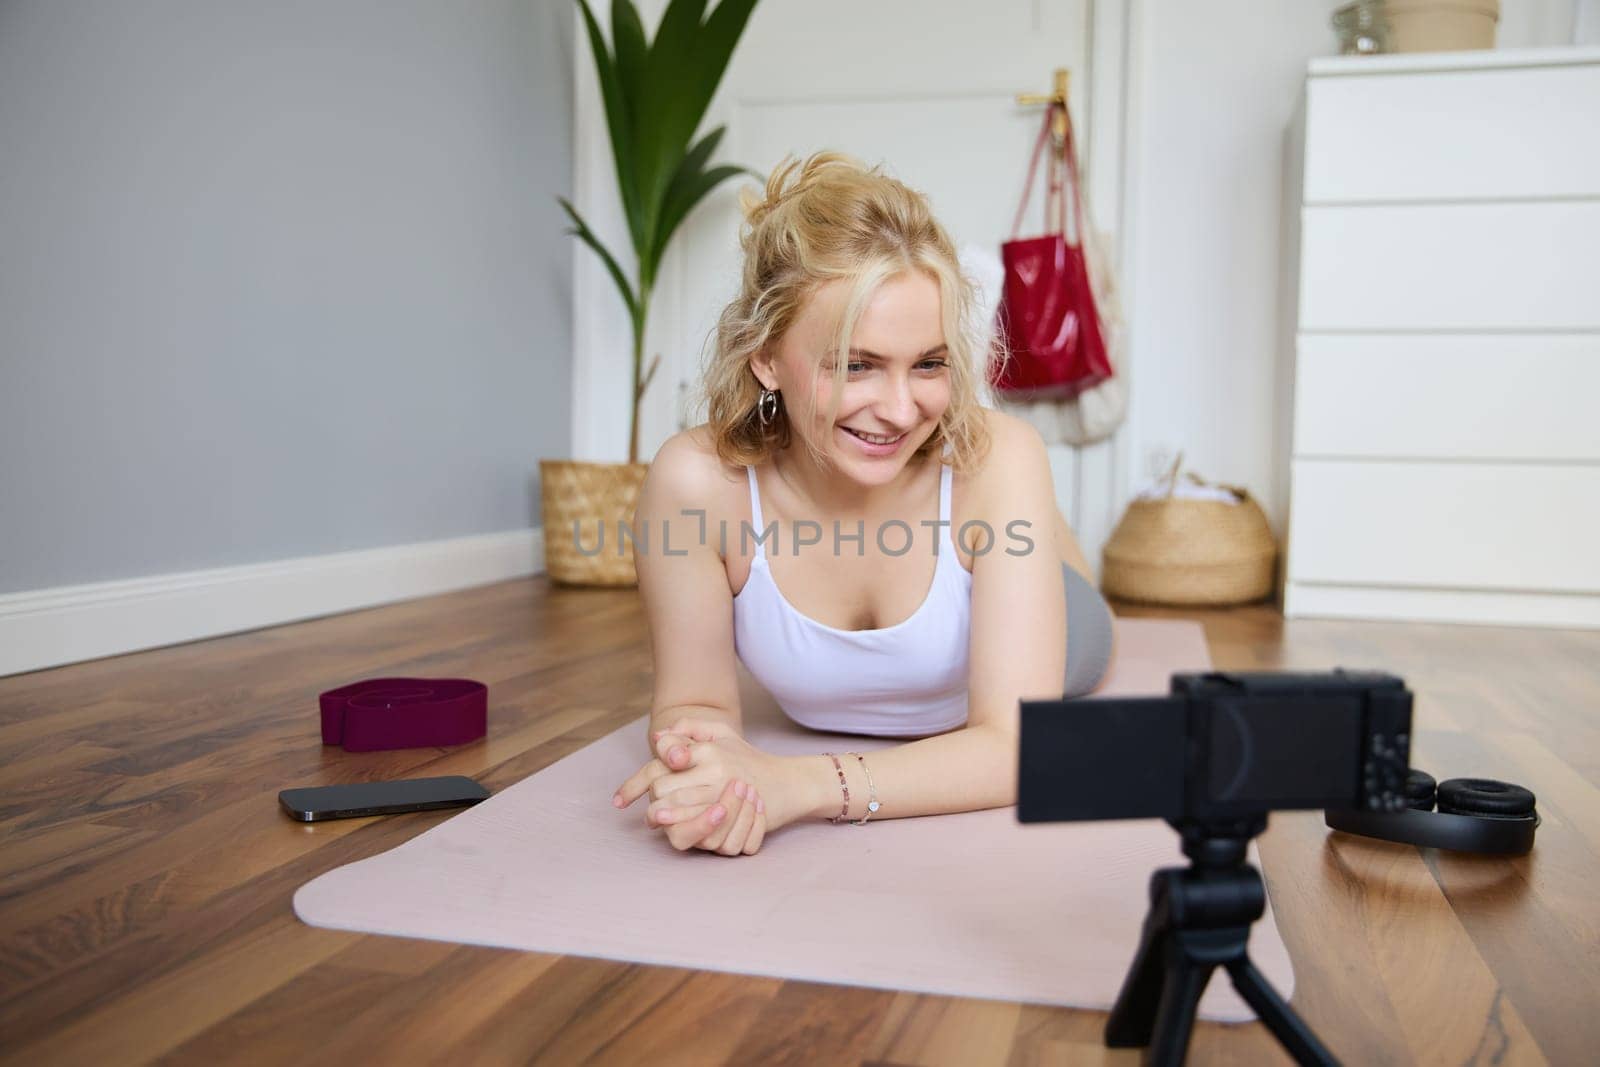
611,717,798,856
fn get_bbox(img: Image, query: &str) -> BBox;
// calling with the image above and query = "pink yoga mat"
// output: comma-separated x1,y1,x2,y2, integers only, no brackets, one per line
293,619,1294,1021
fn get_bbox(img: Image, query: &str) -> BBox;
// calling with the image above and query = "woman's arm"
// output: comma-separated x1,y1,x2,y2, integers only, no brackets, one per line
633,431,746,757
780,725,1019,822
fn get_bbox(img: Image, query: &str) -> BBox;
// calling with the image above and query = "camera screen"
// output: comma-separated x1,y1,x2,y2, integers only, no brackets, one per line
1204,694,1363,813
1017,697,1188,822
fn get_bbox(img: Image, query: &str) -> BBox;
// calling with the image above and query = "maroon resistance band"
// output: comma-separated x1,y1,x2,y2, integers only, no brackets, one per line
319,678,488,752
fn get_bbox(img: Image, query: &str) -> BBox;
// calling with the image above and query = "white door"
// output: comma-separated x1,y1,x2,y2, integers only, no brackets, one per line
572,0,1132,572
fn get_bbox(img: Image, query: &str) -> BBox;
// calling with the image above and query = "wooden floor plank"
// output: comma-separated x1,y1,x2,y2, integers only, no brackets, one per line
8,909,350,1064
165,947,565,1065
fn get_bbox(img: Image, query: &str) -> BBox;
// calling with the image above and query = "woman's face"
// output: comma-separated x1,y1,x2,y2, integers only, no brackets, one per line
757,271,952,485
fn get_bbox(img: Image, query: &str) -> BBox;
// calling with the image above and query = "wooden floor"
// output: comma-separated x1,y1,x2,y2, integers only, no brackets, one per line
1,577,1596,1066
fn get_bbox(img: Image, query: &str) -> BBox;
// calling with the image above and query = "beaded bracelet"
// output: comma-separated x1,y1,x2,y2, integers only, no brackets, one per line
824,751,882,825
824,752,851,823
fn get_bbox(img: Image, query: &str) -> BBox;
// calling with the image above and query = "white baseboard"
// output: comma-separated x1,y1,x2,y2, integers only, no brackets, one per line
1284,581,1600,629
0,527,545,678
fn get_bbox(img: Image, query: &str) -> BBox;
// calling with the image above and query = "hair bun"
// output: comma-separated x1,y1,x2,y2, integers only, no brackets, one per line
739,152,875,231
737,184,778,229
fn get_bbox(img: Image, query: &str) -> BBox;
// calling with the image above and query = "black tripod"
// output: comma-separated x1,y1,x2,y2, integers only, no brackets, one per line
1105,817,1339,1066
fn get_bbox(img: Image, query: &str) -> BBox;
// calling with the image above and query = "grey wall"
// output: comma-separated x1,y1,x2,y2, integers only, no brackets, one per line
0,0,574,594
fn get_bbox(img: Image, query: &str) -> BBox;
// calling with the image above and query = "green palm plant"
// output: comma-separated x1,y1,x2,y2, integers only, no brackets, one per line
560,0,762,465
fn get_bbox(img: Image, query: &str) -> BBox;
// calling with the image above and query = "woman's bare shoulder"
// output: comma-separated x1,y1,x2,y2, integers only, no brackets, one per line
644,425,748,514
962,408,1050,510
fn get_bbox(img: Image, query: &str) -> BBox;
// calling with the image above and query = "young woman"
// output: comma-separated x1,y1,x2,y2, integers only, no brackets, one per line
611,152,1116,856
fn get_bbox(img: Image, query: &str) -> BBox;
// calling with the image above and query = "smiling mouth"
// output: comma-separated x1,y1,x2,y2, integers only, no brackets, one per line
843,427,907,446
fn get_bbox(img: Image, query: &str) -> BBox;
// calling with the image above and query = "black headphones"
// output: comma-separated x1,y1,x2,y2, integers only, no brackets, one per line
1325,770,1540,855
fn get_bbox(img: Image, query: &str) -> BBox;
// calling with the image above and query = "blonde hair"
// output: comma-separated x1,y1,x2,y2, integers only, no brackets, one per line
697,151,998,476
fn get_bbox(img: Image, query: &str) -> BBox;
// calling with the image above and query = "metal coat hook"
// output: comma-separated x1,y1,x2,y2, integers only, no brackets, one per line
1016,68,1070,150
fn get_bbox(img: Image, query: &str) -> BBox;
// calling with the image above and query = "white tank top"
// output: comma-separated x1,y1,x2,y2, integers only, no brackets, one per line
732,453,974,737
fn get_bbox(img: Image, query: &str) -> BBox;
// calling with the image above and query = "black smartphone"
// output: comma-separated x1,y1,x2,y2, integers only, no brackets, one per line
279,775,491,822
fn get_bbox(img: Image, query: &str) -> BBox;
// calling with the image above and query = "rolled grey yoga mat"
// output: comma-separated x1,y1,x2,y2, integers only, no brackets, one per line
293,619,1293,1021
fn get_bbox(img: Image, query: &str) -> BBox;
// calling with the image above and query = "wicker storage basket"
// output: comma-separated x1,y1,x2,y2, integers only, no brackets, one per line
539,459,651,588
1101,464,1277,607
1386,0,1498,53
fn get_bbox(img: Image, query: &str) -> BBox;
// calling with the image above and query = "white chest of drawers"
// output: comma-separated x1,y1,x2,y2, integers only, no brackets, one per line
1280,47,1600,628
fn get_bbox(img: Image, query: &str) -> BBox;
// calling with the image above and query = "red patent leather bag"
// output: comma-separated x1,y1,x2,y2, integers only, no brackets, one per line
989,102,1113,401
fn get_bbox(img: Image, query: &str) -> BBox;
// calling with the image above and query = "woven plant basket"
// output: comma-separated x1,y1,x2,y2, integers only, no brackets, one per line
1387,0,1498,52
1101,461,1277,607
539,460,651,588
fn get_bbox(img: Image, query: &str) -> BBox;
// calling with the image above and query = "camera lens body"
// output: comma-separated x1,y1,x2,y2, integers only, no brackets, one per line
1018,669,1413,824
